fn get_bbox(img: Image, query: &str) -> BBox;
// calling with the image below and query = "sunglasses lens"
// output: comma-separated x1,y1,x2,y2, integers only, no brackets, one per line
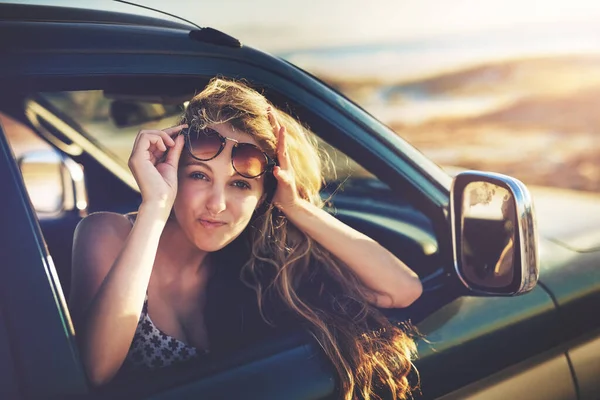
233,144,269,178
188,129,223,160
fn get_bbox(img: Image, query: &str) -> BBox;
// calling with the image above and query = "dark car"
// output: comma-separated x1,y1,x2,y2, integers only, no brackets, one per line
0,2,597,400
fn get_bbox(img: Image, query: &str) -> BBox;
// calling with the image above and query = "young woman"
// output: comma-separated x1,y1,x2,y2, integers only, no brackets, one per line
69,78,423,400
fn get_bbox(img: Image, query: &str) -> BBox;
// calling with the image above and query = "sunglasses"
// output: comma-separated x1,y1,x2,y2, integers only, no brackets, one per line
180,127,276,179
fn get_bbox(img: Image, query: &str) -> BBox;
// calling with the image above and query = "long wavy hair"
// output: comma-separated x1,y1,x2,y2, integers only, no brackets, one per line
182,77,418,400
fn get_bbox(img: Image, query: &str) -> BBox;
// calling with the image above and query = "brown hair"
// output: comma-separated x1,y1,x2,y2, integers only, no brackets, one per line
182,77,418,399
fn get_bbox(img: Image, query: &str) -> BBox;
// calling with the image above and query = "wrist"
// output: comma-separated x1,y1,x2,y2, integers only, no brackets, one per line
138,200,172,222
277,198,309,219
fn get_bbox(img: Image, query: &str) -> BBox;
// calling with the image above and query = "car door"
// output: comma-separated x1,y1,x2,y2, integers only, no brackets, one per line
0,12,577,399
0,116,89,399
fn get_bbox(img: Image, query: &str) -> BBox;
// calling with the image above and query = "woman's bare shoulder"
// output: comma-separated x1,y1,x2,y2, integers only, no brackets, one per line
70,212,136,311
75,211,134,237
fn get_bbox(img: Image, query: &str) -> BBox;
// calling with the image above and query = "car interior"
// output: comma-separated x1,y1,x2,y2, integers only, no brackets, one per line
0,75,456,395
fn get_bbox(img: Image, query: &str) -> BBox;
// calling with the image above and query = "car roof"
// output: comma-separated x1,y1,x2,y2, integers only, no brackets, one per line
0,0,198,30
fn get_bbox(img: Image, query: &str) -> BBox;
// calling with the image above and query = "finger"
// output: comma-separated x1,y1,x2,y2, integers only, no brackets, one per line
134,130,170,152
267,108,281,133
164,133,185,167
162,124,188,136
157,130,176,147
273,166,288,183
276,126,289,170
148,135,168,153
140,129,181,150
132,129,145,150
273,167,295,191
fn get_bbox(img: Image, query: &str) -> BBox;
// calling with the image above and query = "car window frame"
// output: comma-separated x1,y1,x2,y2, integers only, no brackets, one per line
0,15,454,279
30,75,446,273
4,78,445,398
15,67,454,265
2,19,455,282
2,19,523,399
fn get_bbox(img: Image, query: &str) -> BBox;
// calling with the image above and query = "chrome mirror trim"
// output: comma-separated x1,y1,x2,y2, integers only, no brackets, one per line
450,171,539,295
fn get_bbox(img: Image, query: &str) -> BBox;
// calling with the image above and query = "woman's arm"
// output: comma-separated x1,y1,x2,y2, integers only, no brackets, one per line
266,109,422,309
280,200,423,308
70,205,167,386
69,126,186,386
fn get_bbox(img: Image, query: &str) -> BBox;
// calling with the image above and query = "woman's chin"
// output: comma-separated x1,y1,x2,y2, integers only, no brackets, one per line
195,242,226,253
193,233,241,253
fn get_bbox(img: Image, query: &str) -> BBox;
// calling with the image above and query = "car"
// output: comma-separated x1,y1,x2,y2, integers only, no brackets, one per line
0,2,598,400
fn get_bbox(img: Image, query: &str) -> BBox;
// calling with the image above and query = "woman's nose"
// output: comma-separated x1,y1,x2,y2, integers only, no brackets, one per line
205,185,227,215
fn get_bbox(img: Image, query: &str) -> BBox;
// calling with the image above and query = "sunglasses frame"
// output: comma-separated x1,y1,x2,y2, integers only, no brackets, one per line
180,127,277,179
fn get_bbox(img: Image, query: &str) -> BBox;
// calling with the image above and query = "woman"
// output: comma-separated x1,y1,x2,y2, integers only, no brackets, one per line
69,78,423,399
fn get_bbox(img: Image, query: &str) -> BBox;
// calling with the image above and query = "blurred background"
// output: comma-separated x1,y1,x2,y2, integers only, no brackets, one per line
132,0,600,192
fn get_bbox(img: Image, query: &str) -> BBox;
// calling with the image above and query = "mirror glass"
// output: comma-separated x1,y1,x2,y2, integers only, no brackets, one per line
19,151,64,214
461,182,517,288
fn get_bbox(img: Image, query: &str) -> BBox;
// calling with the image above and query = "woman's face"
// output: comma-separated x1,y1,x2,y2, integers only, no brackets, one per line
173,123,266,252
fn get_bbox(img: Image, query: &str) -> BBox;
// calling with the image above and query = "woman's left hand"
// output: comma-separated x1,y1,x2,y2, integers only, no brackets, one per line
268,108,300,212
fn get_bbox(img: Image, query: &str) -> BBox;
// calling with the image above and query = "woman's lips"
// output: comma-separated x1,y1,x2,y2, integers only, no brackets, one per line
199,219,226,229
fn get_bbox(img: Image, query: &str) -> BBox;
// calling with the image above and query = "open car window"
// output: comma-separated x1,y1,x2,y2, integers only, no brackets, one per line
15,84,439,282
37,88,440,273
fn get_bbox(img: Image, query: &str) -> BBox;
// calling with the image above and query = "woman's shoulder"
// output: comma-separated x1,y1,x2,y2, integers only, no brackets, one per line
74,211,135,242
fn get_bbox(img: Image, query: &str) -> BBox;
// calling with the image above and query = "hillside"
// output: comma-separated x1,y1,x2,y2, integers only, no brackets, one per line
321,55,600,191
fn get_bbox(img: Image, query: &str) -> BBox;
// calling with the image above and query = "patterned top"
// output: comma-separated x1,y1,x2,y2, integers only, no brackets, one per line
123,294,209,371
121,212,208,371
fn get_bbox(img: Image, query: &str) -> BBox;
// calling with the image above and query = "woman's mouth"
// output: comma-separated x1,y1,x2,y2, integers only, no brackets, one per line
199,219,227,229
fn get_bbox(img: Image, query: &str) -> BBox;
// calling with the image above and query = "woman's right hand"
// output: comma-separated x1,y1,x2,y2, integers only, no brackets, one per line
127,124,187,214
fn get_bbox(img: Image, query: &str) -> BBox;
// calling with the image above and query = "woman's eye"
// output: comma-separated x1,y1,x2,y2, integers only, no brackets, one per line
232,180,251,190
190,171,208,181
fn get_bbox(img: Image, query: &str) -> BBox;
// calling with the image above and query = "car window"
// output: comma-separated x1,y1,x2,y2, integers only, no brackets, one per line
39,90,378,186
35,89,438,276
30,86,440,283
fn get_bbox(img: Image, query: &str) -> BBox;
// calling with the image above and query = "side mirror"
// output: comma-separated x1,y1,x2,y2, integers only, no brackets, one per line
451,171,538,295
18,150,88,217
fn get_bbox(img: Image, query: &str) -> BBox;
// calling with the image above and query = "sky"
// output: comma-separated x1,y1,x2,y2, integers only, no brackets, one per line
131,0,600,52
